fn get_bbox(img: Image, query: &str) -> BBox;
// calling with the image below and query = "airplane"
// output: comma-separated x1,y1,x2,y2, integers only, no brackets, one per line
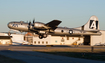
7,15,101,39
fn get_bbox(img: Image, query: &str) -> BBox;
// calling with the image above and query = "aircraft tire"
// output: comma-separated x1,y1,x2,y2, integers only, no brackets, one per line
69,30,73,34
43,34,47,38
39,35,43,39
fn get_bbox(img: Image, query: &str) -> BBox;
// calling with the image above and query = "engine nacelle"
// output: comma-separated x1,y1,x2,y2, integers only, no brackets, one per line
34,22,49,29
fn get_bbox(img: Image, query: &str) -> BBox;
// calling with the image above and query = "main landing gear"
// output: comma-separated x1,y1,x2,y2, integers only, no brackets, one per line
39,34,47,39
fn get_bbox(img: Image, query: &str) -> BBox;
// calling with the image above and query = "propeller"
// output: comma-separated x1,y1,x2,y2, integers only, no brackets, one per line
33,18,35,23
28,18,35,30
28,21,31,30
32,18,35,28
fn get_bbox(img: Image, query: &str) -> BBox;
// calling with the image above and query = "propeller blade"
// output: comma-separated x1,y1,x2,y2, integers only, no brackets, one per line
32,18,35,28
28,21,31,30
33,18,35,24
29,22,31,25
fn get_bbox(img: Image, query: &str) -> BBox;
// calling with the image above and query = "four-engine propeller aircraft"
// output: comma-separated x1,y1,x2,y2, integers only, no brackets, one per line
8,15,101,39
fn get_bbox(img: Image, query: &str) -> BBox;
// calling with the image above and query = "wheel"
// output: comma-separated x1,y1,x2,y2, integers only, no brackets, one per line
43,34,47,38
69,30,73,34
39,35,43,39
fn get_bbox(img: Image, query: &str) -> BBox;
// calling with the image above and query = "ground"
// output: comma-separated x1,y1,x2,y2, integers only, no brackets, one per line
33,46,105,61
0,54,24,63
0,45,105,63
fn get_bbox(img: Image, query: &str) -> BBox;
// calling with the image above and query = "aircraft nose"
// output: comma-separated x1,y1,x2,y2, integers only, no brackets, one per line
7,22,12,28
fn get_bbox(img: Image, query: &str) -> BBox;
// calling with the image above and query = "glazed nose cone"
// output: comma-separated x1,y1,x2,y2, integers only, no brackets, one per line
7,22,12,28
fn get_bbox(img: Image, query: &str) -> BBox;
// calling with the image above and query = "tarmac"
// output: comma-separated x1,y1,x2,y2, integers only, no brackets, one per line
0,45,105,63
0,50,105,63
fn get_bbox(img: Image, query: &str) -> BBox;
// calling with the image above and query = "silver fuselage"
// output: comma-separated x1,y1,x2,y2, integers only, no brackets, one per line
7,21,101,36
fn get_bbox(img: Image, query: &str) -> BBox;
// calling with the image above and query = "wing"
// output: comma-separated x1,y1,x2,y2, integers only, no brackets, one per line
45,20,62,30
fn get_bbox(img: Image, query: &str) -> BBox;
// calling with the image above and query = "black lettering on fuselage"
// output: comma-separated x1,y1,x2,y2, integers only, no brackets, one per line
12,24,18,27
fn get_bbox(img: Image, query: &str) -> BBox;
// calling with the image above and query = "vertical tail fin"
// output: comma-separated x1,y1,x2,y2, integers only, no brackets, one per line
83,15,99,31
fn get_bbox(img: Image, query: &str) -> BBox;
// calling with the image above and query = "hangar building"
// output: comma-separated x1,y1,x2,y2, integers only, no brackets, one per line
24,30,105,46
0,33,12,45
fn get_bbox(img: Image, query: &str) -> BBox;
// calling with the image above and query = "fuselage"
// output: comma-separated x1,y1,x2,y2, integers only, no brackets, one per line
7,21,101,36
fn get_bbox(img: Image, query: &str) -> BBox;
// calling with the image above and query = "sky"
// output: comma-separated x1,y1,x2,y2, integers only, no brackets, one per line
0,0,105,32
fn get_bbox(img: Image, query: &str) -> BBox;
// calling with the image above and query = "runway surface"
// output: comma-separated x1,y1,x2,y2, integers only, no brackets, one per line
0,45,105,63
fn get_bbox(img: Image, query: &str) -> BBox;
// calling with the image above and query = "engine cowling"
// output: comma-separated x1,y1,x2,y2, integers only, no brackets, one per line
34,22,49,29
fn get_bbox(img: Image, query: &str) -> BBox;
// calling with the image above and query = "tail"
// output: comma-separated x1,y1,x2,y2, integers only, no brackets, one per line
82,15,99,31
